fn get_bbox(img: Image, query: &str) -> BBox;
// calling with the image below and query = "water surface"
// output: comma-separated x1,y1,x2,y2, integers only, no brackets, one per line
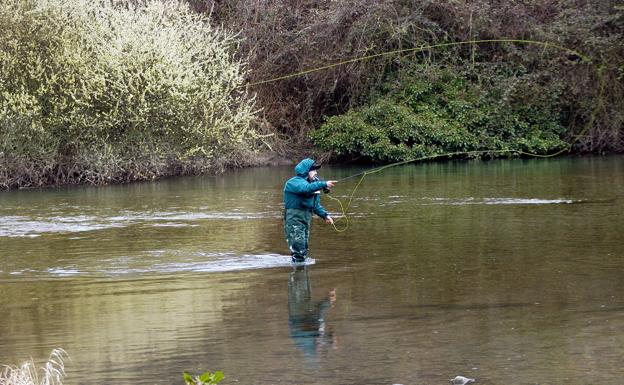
1,156,623,384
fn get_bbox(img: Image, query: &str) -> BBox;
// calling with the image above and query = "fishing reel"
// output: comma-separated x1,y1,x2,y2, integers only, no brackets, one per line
313,176,331,194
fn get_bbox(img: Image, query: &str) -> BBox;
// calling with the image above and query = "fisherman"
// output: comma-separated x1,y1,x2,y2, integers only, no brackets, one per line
283,158,336,262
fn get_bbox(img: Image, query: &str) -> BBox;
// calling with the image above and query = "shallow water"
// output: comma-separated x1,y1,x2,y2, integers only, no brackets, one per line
1,156,623,385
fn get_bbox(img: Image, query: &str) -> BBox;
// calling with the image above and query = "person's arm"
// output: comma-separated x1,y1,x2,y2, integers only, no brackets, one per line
286,177,327,195
312,180,337,222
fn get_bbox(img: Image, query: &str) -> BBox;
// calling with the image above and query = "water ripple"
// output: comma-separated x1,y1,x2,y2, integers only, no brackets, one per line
2,253,312,279
0,209,281,237
422,197,576,205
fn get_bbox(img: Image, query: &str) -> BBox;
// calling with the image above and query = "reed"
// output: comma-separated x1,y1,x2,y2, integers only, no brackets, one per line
0,349,67,385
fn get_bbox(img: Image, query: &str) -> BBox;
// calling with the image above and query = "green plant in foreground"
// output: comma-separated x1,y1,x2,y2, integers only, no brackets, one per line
183,370,224,385
0,348,67,385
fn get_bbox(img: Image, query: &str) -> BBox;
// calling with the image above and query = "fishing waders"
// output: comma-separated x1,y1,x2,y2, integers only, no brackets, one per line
284,208,312,262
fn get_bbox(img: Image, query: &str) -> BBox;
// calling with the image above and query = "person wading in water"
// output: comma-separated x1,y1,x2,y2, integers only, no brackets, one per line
283,158,337,263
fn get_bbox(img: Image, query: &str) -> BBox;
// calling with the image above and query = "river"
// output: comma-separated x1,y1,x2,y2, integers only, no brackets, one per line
1,156,623,385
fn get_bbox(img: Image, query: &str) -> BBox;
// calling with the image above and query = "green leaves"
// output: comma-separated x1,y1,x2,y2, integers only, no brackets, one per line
183,370,224,385
183,372,194,383
311,65,567,162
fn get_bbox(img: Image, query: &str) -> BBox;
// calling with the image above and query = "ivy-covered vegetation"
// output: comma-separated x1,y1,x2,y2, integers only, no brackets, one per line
202,0,623,159
311,66,568,162
0,0,256,189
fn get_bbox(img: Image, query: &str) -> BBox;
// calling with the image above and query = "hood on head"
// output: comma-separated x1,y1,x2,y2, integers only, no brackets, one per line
295,158,316,177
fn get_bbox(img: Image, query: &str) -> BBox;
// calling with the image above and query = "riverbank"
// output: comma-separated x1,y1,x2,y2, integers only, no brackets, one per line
4,149,622,191
0,150,298,190
3,1,621,191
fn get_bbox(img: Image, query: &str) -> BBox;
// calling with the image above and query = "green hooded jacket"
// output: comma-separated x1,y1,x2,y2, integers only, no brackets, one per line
283,158,329,219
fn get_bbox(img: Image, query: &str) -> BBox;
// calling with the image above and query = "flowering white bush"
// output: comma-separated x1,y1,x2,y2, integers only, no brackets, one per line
0,0,256,188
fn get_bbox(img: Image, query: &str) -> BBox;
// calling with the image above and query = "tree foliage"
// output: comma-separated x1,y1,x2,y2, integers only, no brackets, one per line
201,0,623,156
311,66,568,162
0,0,256,188
1,0,622,188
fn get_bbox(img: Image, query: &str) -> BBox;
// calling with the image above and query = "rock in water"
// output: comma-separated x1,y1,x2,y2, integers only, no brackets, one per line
450,375,475,385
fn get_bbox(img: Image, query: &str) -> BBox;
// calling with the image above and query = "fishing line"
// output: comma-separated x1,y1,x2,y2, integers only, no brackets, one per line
325,151,543,232
246,39,606,232
246,39,591,87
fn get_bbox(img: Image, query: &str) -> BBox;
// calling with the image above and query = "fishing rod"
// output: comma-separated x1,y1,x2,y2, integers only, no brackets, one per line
335,150,516,183
321,151,521,232
333,137,600,184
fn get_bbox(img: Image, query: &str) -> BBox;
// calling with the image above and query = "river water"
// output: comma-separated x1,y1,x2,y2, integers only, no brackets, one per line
1,156,623,385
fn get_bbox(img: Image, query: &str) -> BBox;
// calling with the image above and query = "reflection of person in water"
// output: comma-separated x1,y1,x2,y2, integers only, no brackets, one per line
288,266,338,360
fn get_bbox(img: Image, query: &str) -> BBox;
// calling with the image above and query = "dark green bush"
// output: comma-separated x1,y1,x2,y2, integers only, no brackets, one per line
311,66,568,162
203,0,622,154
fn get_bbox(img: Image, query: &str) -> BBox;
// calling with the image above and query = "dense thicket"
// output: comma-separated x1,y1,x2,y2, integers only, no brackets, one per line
199,0,623,160
311,66,568,161
1,1,622,188
0,0,255,189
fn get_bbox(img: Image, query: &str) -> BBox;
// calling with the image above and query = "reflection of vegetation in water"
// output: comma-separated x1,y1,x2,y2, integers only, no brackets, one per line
0,348,67,385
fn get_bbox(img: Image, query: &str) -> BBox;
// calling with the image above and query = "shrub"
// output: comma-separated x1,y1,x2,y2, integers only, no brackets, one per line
202,0,622,153
0,0,256,188
311,66,568,162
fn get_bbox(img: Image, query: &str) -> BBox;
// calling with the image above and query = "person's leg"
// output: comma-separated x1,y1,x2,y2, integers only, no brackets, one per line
304,211,312,255
285,209,311,262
